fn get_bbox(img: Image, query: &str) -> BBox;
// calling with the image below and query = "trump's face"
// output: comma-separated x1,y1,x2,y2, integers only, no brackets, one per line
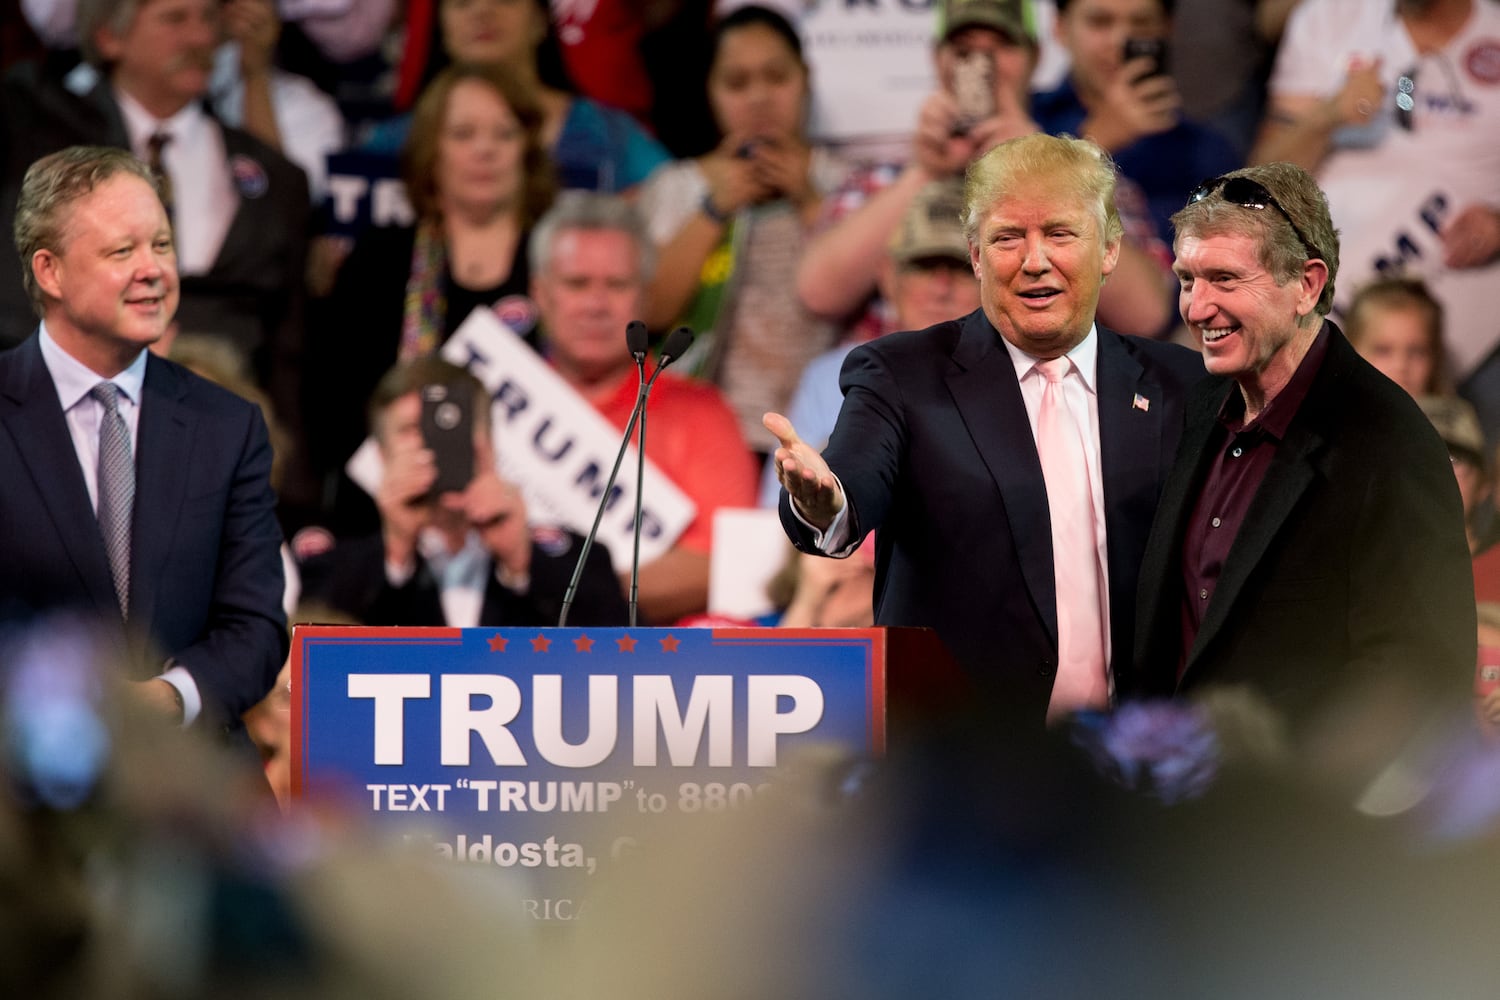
968,178,1119,359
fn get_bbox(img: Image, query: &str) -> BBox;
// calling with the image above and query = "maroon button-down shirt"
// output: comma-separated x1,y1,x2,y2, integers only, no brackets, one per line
1178,326,1331,678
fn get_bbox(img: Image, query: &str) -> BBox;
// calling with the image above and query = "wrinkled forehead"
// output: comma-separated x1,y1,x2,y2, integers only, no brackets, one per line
1171,206,1274,256
977,178,1106,232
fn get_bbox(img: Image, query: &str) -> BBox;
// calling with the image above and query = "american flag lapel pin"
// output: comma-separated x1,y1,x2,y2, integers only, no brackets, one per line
1132,393,1151,413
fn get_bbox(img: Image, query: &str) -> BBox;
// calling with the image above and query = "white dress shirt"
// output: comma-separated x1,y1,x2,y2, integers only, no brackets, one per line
115,89,237,276
38,324,203,724
40,325,145,509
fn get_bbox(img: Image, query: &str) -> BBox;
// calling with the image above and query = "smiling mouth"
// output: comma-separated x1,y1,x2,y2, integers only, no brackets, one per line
1018,289,1061,304
1201,326,1237,344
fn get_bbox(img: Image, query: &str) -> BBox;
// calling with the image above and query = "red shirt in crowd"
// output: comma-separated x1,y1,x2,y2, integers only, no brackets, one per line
589,370,758,555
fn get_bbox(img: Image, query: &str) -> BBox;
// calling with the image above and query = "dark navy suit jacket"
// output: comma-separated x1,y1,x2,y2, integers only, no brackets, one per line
0,336,288,740
781,310,1206,720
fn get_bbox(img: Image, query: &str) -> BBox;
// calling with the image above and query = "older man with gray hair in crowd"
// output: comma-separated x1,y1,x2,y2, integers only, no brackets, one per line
529,191,758,624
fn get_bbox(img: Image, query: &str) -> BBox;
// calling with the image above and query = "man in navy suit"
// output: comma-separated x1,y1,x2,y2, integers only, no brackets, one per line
0,0,312,512
0,145,286,742
767,133,1204,725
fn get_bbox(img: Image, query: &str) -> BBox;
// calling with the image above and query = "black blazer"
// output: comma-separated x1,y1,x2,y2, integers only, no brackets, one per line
1129,324,1475,727
302,529,628,629
781,310,1206,719
0,336,288,739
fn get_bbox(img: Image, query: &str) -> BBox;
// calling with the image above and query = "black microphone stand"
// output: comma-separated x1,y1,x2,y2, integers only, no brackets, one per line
557,321,651,627
628,326,694,625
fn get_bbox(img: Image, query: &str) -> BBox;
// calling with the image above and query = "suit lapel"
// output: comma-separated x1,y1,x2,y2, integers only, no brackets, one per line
84,80,130,147
1182,337,1344,677
1135,377,1232,678
1095,331,1153,642
1185,430,1325,675
129,356,194,630
211,125,258,275
0,337,119,617
945,312,1059,645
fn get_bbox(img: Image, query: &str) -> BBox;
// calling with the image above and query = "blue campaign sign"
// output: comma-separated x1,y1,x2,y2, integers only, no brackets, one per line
291,626,887,915
321,151,414,236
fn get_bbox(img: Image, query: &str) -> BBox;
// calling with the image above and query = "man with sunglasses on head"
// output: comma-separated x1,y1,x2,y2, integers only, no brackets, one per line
1130,163,1476,741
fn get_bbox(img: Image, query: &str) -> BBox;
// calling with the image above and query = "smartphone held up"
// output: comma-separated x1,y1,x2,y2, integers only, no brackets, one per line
420,382,475,497
1123,37,1169,81
952,49,998,135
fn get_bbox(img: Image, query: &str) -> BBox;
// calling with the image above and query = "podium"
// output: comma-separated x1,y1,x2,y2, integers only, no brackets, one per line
289,625,961,918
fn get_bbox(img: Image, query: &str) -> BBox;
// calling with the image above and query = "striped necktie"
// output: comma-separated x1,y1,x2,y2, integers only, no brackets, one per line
91,382,134,620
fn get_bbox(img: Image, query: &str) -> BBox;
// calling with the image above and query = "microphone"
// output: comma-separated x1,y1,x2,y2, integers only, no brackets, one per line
655,325,694,369
626,318,649,363
558,321,651,627
629,326,694,625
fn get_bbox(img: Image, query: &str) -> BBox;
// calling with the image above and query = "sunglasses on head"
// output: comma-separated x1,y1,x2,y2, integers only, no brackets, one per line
1188,175,1319,261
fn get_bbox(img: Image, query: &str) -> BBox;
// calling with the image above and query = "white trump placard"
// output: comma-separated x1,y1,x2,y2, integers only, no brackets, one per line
346,309,696,567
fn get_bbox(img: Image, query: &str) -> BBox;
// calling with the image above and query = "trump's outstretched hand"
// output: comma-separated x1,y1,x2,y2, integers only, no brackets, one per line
763,412,844,531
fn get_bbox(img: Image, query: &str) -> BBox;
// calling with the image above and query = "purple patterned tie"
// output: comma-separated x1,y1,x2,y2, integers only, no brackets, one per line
91,382,133,620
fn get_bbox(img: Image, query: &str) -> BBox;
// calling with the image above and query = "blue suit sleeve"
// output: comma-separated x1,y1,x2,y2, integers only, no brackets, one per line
173,405,289,728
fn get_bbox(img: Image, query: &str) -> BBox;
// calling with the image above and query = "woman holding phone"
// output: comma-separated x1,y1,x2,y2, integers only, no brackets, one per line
309,63,555,531
635,5,851,448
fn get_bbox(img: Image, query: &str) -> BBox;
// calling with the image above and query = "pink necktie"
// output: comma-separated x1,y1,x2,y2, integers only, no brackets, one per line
1034,357,1108,721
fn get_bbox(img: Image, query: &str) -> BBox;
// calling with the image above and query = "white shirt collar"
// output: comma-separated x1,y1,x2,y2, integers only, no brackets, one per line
114,87,206,156
38,321,148,411
1000,322,1100,393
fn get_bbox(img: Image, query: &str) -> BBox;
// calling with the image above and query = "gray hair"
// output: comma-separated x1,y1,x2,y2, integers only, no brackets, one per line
76,0,143,68
12,145,162,314
1170,162,1341,318
528,191,656,284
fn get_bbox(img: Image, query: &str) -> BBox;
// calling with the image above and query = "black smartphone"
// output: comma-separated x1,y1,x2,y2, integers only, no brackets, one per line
1123,37,1169,80
951,49,997,134
420,382,474,495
